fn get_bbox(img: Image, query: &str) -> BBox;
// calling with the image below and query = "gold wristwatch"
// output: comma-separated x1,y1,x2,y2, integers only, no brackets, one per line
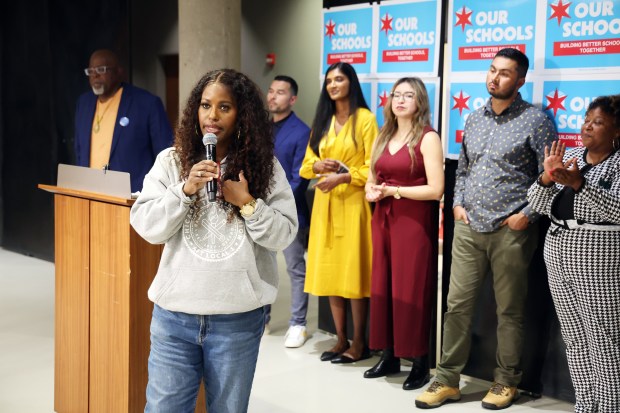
240,198,257,217
394,187,401,199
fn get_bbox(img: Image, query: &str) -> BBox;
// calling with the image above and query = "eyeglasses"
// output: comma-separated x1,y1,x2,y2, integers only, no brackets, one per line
391,92,415,101
84,66,115,76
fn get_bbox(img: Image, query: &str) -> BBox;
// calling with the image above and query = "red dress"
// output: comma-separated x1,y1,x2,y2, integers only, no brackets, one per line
369,126,439,357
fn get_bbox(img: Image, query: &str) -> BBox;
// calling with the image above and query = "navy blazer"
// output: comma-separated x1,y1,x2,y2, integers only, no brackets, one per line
74,83,173,192
274,112,311,229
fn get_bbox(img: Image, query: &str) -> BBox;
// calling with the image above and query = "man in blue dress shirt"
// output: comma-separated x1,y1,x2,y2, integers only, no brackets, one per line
265,76,311,348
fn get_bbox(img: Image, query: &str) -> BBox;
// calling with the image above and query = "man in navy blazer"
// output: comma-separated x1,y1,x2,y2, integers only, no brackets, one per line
266,75,311,348
74,49,173,192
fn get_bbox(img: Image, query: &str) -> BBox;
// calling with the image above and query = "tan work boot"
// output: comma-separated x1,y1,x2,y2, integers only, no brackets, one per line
415,381,461,409
481,382,520,410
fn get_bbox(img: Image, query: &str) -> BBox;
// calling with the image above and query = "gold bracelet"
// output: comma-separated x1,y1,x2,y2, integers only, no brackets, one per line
394,186,402,199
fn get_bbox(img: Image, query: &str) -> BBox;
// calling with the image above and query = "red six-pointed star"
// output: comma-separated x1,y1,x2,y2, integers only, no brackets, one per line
545,89,567,117
455,6,473,32
452,90,470,116
325,19,336,39
381,13,393,35
378,91,389,108
549,0,571,26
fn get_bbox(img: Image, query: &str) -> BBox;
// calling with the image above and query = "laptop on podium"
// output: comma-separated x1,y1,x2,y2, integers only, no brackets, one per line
57,163,133,199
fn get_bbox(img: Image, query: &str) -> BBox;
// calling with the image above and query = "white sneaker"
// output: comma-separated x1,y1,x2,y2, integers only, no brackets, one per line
284,325,307,348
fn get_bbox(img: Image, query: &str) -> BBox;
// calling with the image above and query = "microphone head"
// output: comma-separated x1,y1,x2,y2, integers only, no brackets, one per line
202,133,217,146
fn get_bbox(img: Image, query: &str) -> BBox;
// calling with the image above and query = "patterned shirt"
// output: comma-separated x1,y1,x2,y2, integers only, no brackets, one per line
528,148,620,225
454,93,557,232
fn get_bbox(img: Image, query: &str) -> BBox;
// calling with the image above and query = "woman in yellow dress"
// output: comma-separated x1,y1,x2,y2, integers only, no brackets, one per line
300,62,378,363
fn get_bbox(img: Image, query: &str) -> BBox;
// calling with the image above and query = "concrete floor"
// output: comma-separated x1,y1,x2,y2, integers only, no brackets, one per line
0,247,574,412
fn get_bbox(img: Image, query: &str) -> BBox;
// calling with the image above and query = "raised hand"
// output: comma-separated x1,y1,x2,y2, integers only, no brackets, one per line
543,141,566,177
550,158,584,191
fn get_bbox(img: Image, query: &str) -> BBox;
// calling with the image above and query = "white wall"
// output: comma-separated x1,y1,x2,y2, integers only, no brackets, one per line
127,0,321,125
241,0,321,125
131,0,179,102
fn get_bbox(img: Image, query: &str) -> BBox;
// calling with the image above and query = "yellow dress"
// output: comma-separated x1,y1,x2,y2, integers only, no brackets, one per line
300,108,378,298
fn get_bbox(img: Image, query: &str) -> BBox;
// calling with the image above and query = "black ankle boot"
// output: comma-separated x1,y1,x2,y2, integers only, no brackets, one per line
402,354,430,390
363,349,400,378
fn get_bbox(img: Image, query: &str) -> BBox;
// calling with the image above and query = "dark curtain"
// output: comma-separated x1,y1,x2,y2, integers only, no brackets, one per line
0,0,129,260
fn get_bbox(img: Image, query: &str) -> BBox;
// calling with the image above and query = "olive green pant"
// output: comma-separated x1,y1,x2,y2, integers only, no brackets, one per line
436,221,538,388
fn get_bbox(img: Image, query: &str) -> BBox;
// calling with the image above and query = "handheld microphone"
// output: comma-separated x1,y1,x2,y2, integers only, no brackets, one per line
202,133,218,202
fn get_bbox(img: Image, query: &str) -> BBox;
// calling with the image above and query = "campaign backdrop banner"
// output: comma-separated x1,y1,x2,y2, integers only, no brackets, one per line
542,78,620,147
446,82,534,158
322,6,374,75
375,79,438,129
361,81,373,111
543,0,620,70
449,0,538,72
376,0,440,76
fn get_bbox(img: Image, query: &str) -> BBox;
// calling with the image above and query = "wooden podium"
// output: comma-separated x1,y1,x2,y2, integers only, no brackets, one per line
39,185,161,412
40,184,208,412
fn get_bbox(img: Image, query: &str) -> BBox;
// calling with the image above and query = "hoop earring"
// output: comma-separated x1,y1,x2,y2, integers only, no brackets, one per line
237,129,241,141
613,137,619,151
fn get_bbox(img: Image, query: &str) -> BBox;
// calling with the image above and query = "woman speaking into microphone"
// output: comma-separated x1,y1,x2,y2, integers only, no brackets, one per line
130,69,297,413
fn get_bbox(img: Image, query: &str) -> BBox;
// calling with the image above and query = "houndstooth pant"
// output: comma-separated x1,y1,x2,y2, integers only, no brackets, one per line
544,224,620,413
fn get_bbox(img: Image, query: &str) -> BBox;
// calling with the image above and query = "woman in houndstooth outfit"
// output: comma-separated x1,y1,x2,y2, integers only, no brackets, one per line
528,95,620,413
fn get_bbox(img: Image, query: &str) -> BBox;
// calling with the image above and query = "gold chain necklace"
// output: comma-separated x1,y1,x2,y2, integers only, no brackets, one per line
93,99,112,133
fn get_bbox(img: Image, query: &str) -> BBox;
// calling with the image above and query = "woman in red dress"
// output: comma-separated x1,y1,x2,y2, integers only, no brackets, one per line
364,77,444,390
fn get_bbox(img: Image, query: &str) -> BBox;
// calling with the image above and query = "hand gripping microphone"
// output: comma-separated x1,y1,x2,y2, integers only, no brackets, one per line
202,133,218,202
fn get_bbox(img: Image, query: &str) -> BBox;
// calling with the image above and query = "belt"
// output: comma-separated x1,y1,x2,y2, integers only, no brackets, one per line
550,217,620,232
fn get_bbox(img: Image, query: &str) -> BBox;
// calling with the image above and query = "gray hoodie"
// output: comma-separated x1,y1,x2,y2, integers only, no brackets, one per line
130,148,298,315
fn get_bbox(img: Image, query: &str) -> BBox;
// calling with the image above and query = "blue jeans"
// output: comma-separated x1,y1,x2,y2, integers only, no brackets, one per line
145,305,264,413
265,227,308,326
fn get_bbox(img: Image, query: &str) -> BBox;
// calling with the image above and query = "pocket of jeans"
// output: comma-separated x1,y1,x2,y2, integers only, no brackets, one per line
502,225,531,249
156,267,263,313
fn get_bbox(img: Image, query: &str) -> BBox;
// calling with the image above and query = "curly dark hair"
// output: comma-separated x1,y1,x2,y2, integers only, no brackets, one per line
175,69,274,218
588,94,620,130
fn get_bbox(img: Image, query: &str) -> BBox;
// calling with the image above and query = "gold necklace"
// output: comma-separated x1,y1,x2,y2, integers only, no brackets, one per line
94,99,112,133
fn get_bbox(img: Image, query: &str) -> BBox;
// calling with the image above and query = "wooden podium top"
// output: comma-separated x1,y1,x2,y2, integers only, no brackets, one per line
38,184,135,206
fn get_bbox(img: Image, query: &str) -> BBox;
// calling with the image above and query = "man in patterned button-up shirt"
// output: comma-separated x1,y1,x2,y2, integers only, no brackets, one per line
416,48,556,410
